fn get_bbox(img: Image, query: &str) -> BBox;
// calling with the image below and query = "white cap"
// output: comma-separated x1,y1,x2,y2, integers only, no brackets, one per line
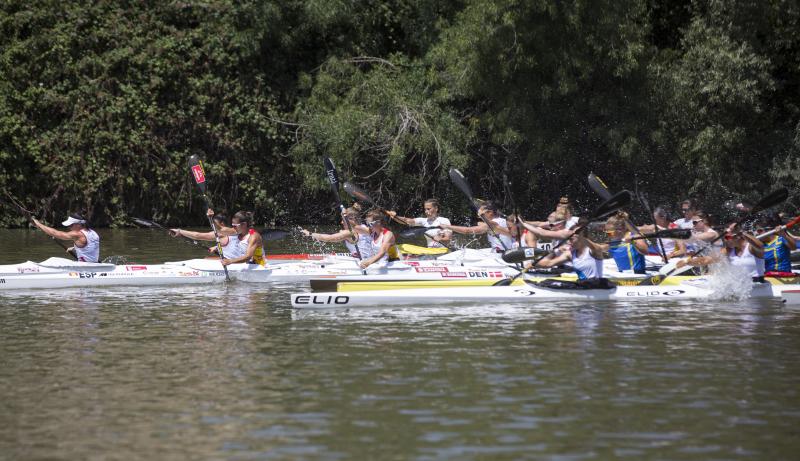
62,216,86,226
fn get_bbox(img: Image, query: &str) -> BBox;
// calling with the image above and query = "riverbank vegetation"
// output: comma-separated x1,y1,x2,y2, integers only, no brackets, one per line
1,0,798,227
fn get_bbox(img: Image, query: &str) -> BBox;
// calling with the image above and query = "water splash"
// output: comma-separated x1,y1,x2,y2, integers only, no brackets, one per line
704,250,754,301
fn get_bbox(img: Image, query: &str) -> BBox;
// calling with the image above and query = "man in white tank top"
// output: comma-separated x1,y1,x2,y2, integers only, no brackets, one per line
32,213,101,262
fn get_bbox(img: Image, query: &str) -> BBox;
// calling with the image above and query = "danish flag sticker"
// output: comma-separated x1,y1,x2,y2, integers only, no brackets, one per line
191,164,206,184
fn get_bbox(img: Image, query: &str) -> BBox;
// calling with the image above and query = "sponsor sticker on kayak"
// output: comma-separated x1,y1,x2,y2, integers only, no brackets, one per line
414,267,449,273
16,267,40,273
441,271,504,279
126,266,147,271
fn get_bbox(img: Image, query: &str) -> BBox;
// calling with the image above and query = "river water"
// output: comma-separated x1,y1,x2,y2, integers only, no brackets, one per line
1,229,799,459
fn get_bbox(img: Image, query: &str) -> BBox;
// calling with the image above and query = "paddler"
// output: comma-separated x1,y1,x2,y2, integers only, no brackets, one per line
31,212,100,262
358,210,400,271
673,199,697,229
555,197,580,229
758,213,796,274
521,211,570,249
173,210,265,266
385,198,453,248
170,213,242,260
604,212,649,274
677,223,765,282
439,202,514,252
533,218,609,286
299,207,373,259
507,214,538,249
637,206,685,259
687,211,721,252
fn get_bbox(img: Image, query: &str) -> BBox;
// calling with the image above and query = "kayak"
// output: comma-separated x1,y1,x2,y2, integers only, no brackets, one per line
291,280,800,308
165,258,518,284
316,273,800,292
0,258,224,290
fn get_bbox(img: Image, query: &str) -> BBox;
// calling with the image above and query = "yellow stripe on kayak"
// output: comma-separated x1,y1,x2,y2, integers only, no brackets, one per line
397,244,450,256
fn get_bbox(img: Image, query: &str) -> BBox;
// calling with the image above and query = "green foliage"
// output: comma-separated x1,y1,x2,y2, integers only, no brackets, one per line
0,0,798,227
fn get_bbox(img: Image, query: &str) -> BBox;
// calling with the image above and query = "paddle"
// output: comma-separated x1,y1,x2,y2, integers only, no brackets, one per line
134,216,289,244
496,190,633,285
756,215,800,239
260,229,291,242
398,225,441,239
449,168,511,253
503,173,523,248
635,183,669,263
0,193,77,259
660,187,789,277
132,217,203,247
587,173,652,242
187,155,230,281
324,157,366,274
629,228,692,241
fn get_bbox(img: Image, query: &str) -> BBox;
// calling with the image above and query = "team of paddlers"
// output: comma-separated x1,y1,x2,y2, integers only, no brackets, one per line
27,193,797,284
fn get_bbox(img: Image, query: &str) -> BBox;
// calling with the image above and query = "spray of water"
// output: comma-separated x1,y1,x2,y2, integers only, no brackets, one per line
703,248,754,301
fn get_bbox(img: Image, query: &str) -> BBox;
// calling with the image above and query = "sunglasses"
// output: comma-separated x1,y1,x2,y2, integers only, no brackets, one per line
365,220,378,227
692,220,703,225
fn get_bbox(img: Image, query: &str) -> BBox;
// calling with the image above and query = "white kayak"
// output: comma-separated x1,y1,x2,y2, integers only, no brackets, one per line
164,258,518,284
0,257,225,290
291,279,800,308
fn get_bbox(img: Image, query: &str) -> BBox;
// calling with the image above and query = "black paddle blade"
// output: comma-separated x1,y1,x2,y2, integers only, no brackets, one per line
587,173,613,201
502,247,537,264
343,182,375,207
449,168,477,210
398,226,439,239
593,190,632,220
132,217,162,229
751,187,788,214
260,229,290,241
632,228,693,240
323,157,343,206
187,155,207,194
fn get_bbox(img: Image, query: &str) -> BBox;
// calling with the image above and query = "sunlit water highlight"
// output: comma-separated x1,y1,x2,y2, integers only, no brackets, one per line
1,229,800,459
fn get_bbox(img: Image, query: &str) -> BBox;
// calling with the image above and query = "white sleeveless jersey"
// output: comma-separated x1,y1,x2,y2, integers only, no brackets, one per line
487,217,514,252
729,243,765,278
571,246,603,280
414,216,451,248
74,229,100,263
219,236,243,259
345,234,374,260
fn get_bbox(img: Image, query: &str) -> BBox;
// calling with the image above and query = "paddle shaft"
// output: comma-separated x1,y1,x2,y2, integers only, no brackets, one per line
188,156,230,281
756,215,800,239
325,159,366,273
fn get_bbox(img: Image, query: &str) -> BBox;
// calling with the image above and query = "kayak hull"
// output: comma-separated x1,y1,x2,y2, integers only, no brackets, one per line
291,282,800,308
